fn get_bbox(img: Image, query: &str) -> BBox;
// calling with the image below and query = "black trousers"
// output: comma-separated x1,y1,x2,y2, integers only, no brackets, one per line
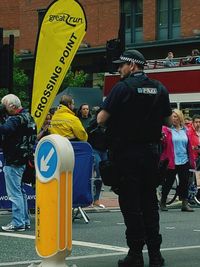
113,143,162,252
161,162,190,200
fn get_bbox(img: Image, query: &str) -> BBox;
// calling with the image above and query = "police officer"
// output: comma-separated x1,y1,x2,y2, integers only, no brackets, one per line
97,50,172,267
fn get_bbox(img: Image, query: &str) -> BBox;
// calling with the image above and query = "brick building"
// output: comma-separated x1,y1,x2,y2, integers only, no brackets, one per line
0,0,200,75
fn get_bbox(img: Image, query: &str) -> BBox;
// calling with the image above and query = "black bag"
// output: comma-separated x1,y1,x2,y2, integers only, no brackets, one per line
22,157,36,185
99,160,121,187
87,117,108,151
18,113,37,185
17,113,37,161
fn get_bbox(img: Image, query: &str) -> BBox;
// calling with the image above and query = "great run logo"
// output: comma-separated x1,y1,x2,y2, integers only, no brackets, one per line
49,13,83,27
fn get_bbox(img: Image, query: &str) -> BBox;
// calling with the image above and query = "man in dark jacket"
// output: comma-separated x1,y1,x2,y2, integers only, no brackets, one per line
97,50,172,267
0,94,36,232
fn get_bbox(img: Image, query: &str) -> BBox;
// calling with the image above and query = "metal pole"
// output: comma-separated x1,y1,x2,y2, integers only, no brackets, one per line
0,28,3,88
0,28,3,48
8,34,14,93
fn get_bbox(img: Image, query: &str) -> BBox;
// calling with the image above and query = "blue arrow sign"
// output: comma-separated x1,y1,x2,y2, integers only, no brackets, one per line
37,141,58,179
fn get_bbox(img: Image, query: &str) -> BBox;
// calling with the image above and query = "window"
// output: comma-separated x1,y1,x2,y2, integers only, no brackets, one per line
157,0,180,40
121,0,143,44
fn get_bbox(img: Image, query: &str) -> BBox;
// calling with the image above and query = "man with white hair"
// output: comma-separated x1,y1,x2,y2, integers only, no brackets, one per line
0,94,36,232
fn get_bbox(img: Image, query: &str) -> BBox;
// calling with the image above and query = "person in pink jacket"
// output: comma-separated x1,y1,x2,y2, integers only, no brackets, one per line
187,114,200,162
160,109,195,212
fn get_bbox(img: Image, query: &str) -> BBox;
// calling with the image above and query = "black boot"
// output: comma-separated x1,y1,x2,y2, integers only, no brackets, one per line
149,251,165,267
118,251,144,267
146,235,164,267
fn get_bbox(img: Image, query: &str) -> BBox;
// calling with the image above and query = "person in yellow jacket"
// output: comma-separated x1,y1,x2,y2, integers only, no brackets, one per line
49,95,88,141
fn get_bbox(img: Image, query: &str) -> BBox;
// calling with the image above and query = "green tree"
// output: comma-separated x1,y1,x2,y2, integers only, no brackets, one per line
0,54,29,107
59,68,88,92
13,55,29,107
0,59,88,108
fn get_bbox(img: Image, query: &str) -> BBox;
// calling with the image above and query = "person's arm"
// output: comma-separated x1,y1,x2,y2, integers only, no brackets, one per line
0,116,20,134
72,117,88,141
97,110,110,125
37,124,49,140
97,82,126,125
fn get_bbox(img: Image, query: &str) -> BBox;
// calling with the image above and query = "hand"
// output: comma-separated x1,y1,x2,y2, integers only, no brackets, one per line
43,124,49,132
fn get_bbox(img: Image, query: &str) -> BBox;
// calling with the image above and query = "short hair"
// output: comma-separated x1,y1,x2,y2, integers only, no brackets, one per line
184,116,192,121
192,114,200,121
129,61,144,70
172,109,185,126
59,95,73,107
192,49,200,56
136,63,144,70
1,94,21,108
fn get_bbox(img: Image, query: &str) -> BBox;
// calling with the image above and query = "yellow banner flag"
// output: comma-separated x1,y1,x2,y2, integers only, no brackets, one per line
31,0,87,131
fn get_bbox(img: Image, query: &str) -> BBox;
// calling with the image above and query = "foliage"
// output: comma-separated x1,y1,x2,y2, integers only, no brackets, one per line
0,88,9,101
0,56,88,108
0,54,29,108
13,55,29,107
59,68,88,92
95,73,104,90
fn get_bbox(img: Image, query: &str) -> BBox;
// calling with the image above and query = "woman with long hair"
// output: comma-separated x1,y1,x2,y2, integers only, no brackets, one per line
160,109,195,212
77,103,92,129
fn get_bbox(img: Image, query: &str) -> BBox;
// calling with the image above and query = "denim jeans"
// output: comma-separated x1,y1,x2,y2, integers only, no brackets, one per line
93,149,108,202
3,165,30,227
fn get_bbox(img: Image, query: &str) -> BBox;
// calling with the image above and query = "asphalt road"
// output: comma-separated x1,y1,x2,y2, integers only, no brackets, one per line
0,208,200,267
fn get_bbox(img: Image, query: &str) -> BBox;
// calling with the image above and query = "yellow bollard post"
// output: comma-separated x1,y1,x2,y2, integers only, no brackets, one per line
31,134,74,267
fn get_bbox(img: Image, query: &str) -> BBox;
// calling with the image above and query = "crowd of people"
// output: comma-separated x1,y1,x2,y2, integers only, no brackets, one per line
37,96,107,208
1,93,200,223
157,49,200,68
38,95,200,215
0,49,200,267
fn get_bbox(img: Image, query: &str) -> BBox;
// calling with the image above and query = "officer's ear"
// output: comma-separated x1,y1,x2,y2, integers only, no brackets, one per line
130,62,136,71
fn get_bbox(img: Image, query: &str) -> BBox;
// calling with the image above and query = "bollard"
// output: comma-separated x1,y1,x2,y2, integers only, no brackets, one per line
30,134,74,267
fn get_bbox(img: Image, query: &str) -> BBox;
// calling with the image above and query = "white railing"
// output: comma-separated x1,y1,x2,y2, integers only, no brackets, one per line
145,56,200,69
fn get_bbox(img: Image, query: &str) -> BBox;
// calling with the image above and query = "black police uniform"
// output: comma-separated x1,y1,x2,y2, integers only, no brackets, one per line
102,71,171,266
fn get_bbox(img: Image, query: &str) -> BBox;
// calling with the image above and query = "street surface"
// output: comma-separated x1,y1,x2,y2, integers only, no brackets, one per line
0,206,200,267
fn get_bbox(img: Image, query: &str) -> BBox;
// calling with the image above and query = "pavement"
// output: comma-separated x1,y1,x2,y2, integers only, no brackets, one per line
84,186,119,212
82,188,200,218
83,186,200,213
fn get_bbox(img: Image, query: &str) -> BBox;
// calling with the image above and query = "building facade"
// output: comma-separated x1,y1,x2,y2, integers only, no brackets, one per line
0,0,200,74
